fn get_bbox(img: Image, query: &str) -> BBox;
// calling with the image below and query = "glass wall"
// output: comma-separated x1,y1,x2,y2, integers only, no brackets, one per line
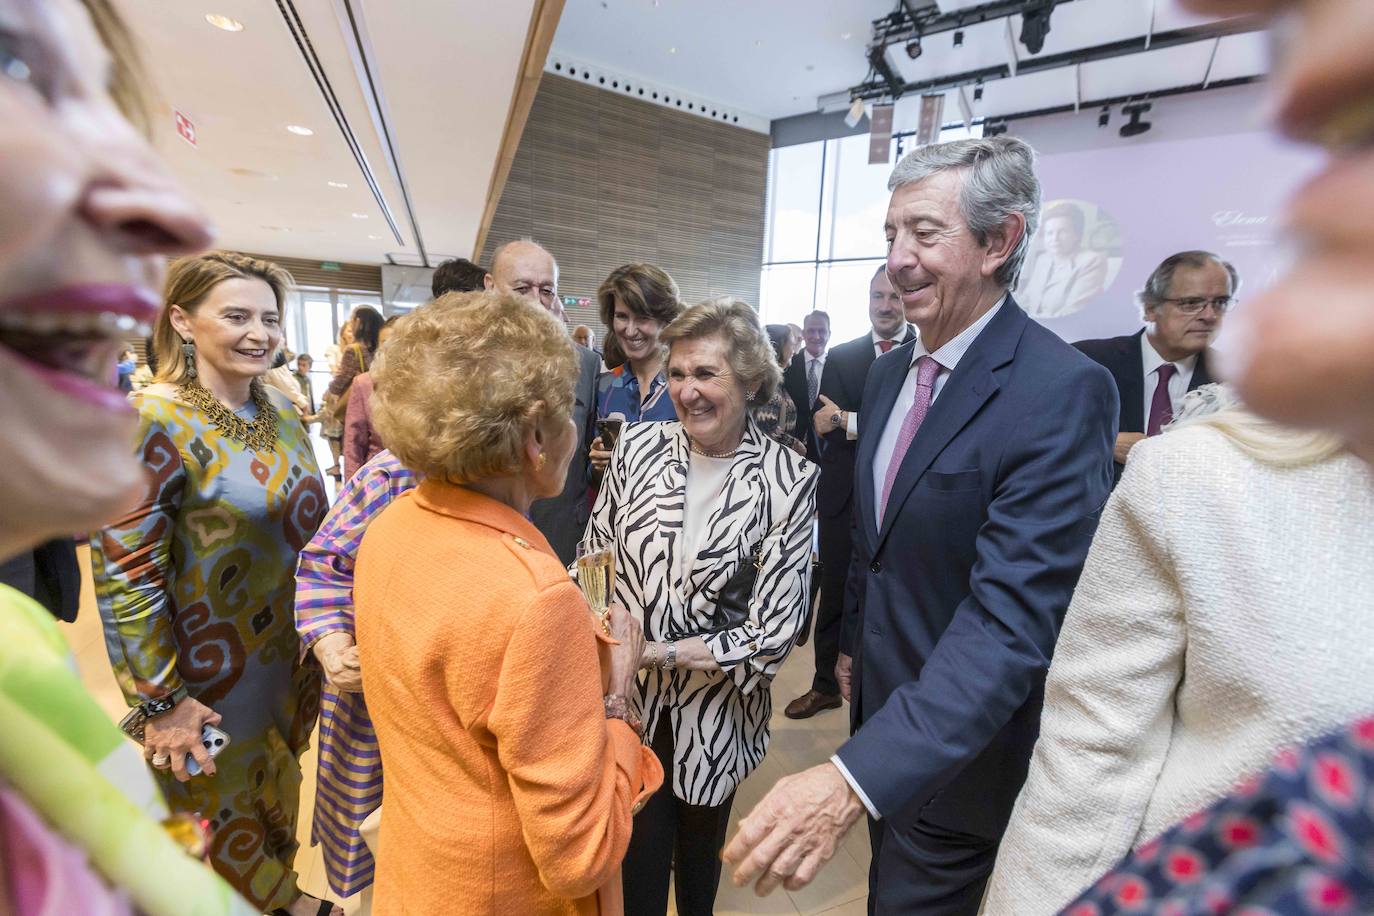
760,125,981,344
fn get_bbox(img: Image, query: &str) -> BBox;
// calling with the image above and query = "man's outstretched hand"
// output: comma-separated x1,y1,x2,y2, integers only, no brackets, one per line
722,762,866,896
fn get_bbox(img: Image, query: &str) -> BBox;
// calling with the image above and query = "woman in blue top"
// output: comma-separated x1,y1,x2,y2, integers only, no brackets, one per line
589,263,683,473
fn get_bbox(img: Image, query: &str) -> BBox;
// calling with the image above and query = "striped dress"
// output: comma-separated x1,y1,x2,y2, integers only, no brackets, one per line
294,450,418,896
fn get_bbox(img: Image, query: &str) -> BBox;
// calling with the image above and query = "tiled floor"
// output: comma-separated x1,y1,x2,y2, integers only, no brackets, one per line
63,547,868,915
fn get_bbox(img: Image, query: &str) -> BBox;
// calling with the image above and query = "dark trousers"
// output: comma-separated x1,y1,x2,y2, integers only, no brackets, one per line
811,506,853,696
866,815,999,915
623,719,735,916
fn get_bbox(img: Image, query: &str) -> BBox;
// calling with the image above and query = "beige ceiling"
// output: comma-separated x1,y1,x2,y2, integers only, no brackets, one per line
115,0,540,265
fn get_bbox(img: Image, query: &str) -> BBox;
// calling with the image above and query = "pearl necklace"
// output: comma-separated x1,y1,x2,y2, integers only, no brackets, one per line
688,438,739,459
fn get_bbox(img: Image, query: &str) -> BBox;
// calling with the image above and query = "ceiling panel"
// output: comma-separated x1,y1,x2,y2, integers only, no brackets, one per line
1079,41,1215,99
1209,31,1270,82
976,67,1079,119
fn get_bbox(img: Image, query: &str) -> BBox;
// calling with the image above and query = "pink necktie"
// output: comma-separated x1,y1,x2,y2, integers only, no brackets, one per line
879,355,941,525
1147,363,1178,436
877,339,894,354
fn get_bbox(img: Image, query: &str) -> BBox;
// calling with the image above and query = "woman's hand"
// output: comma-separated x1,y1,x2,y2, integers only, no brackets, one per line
605,602,645,696
144,697,221,782
313,632,363,693
589,435,612,471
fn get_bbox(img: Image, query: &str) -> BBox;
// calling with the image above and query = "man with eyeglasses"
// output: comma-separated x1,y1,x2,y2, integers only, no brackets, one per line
1075,250,1234,482
483,238,600,564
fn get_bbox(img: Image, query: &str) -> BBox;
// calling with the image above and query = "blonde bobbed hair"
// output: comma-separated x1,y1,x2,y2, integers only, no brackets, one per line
153,252,295,386
370,291,578,483
660,297,781,403
1168,384,1345,468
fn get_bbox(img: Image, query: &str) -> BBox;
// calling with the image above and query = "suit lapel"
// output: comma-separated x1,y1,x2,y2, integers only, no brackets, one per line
855,351,906,551
872,300,1023,555
1120,330,1146,434
1191,348,1215,390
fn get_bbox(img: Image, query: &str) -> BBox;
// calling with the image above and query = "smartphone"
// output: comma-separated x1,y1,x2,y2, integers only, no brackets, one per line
185,723,230,776
597,418,624,451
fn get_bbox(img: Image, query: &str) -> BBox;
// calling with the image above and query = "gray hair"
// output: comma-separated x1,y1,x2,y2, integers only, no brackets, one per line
887,136,1042,287
489,237,559,277
1137,250,1240,314
661,297,782,403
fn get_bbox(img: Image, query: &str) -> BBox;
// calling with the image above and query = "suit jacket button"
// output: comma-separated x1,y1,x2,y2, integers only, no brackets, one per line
869,560,882,573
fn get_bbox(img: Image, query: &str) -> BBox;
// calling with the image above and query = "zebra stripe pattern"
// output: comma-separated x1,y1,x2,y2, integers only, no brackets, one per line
586,419,818,806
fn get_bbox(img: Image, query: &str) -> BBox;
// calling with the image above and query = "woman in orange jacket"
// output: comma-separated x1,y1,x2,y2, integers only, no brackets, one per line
353,290,662,915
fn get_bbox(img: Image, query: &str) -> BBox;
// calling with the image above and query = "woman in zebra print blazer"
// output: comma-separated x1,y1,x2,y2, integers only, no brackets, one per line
585,298,818,915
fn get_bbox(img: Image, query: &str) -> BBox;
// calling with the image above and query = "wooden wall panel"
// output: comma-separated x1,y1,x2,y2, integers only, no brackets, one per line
480,74,768,318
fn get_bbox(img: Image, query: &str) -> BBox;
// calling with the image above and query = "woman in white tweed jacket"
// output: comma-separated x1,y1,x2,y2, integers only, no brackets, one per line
983,387,1374,914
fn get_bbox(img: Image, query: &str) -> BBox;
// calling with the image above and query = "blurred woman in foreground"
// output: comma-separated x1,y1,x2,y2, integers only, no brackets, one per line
0,0,253,912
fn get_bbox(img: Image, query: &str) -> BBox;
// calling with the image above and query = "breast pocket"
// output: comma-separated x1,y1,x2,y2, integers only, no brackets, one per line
920,468,982,492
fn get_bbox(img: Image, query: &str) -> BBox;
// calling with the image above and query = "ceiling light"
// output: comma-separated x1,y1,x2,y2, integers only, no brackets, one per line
953,30,964,48
351,212,369,219
327,181,349,188
905,37,922,60
367,234,384,240
286,124,313,136
840,32,851,40
973,84,984,101
985,121,1009,137
1098,106,1110,128
205,14,244,32
668,47,677,54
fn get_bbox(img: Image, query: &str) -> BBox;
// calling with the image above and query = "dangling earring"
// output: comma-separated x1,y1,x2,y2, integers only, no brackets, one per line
745,388,757,402
181,340,198,379
537,452,548,469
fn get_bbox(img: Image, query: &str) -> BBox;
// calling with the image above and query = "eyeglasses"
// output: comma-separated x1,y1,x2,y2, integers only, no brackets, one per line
1160,296,1235,315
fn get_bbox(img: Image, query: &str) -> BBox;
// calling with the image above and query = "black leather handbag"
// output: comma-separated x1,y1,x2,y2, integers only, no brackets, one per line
696,539,765,635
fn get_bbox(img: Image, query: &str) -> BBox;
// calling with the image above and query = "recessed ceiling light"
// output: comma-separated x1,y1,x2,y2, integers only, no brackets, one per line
351,212,369,219
840,32,851,40
286,124,313,136
327,181,349,188
205,14,244,32
668,47,677,54
367,234,384,240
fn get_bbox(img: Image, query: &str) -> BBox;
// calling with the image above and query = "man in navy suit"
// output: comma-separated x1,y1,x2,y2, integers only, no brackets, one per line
724,137,1118,914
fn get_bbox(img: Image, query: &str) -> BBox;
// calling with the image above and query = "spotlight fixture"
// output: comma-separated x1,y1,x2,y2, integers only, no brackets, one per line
905,37,923,60
205,13,244,32
844,97,867,129
1020,2,1054,55
973,84,984,102
953,30,964,48
985,121,1009,137
1098,106,1110,128
1119,102,1153,137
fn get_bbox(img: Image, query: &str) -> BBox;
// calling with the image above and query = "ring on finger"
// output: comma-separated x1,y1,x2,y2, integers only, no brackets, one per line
150,752,171,767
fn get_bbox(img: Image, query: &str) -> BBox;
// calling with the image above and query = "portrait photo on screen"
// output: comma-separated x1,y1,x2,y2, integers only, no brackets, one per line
1016,198,1124,320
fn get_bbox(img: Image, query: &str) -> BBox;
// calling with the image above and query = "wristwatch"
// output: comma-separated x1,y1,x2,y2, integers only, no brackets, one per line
139,685,188,719
830,409,845,429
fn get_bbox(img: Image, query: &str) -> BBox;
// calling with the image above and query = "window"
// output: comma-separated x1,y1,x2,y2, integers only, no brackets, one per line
760,124,982,343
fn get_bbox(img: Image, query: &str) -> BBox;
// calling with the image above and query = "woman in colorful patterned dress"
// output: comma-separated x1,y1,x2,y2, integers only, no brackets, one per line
588,264,683,476
90,252,336,916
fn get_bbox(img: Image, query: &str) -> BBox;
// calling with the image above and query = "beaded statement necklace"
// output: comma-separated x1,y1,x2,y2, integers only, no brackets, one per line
687,438,739,459
176,379,279,451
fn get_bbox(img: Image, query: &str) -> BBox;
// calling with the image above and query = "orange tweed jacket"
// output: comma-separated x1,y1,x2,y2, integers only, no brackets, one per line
354,480,662,915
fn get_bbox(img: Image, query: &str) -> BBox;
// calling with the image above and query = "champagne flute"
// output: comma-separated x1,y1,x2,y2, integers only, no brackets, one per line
576,536,615,636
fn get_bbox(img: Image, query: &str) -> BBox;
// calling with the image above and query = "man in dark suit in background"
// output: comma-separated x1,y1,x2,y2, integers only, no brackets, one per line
782,310,832,463
484,240,599,565
785,266,913,720
725,137,1117,914
1075,249,1233,483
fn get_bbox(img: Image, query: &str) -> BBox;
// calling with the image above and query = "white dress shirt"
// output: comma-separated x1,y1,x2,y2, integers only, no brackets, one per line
1140,332,1197,428
843,327,914,439
831,296,1005,819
